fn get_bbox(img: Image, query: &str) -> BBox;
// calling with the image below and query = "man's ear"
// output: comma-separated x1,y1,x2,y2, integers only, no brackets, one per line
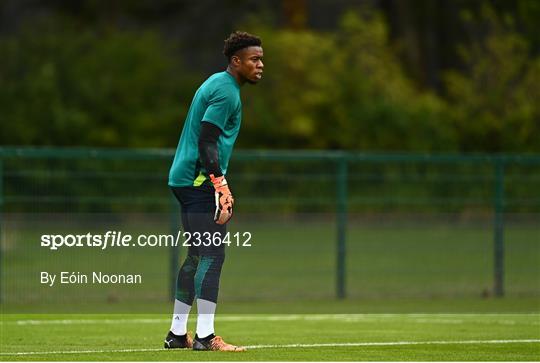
231,55,241,66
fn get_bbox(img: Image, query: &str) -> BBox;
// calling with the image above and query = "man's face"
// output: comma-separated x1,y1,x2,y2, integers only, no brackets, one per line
234,46,264,84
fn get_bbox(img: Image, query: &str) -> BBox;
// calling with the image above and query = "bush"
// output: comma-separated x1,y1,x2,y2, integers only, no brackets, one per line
0,15,198,148
443,5,540,152
239,10,456,151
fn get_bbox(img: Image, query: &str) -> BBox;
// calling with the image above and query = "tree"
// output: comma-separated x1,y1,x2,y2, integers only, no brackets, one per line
0,15,198,147
239,9,455,151
444,4,540,152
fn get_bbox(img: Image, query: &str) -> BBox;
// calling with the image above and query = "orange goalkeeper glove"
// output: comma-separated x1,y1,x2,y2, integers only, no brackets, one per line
209,174,234,225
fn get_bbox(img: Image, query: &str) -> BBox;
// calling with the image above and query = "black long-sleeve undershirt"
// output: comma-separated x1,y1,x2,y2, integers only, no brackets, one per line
198,121,223,177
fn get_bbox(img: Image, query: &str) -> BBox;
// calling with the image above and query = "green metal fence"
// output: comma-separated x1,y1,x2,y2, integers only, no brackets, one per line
0,147,539,309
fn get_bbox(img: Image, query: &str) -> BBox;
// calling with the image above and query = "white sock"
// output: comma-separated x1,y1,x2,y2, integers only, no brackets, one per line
170,299,191,336
196,298,216,338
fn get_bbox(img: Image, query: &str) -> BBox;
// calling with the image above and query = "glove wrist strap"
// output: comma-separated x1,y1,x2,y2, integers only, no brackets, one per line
209,174,227,188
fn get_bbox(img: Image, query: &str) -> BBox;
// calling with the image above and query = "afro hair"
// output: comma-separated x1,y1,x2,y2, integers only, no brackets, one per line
223,31,262,61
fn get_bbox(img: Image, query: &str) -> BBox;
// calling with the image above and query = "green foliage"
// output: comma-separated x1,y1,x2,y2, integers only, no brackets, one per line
444,4,540,152
516,0,540,50
1,7,538,152
240,10,456,151
0,16,199,147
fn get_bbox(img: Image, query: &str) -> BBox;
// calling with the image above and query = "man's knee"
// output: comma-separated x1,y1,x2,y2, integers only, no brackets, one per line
180,254,200,273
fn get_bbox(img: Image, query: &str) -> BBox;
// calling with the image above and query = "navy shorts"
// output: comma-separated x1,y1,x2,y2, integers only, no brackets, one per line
171,185,226,256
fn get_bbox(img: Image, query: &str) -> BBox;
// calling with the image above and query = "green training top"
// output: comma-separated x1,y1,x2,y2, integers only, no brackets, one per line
168,71,242,187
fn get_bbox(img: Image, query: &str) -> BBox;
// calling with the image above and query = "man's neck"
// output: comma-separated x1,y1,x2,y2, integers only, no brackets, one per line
226,67,244,87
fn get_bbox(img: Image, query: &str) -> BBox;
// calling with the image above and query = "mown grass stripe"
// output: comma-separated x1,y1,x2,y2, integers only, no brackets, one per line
1,339,539,356
5,313,539,326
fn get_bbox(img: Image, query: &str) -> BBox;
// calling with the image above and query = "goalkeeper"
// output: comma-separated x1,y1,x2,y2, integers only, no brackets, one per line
164,31,263,352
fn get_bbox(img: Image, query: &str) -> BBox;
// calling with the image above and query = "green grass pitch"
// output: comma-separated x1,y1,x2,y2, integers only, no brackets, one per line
2,299,540,361
2,219,539,360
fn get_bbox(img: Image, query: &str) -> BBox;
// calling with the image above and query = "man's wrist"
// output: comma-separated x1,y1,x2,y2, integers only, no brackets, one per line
209,174,227,188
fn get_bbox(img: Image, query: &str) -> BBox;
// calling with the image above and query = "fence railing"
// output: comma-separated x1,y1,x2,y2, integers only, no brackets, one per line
0,147,539,304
